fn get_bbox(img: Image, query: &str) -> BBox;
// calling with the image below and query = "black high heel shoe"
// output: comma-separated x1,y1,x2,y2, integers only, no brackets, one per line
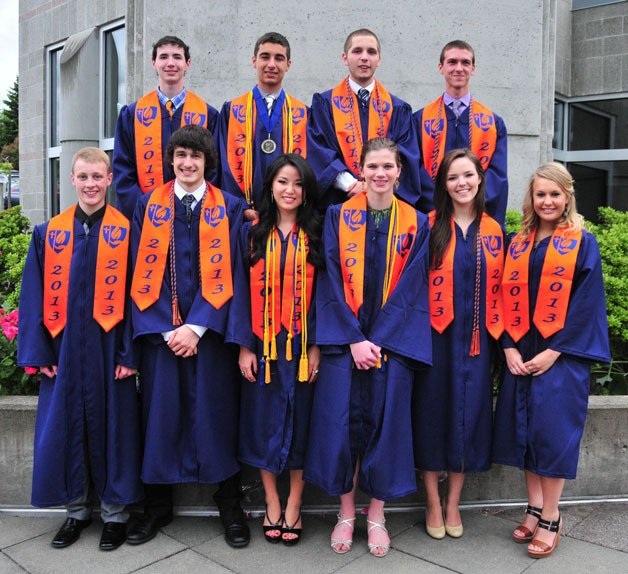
263,506,283,544
281,511,302,546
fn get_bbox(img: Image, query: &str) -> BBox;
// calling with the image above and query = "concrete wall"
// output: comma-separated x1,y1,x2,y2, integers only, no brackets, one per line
555,0,573,96
20,0,558,222
571,1,628,96
2,396,627,508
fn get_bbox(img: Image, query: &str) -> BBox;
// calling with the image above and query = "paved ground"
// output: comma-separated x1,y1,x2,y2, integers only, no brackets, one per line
1,502,627,573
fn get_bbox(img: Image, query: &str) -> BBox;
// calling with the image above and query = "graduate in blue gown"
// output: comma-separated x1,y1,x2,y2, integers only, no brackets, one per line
226,154,323,546
18,148,142,550
304,138,431,558
493,163,610,559
113,36,218,219
214,33,308,221
412,149,504,540
414,41,508,225
306,29,421,210
129,125,249,548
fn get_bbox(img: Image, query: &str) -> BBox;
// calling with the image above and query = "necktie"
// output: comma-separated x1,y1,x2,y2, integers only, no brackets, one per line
83,221,90,235
452,100,462,119
181,194,195,223
166,100,174,118
265,95,274,114
358,88,370,109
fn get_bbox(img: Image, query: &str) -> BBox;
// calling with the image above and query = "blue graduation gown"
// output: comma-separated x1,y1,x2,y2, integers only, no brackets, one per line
307,88,421,209
414,103,508,225
492,231,610,479
131,188,243,484
113,98,219,219
304,206,432,501
226,224,316,473
214,92,309,209
18,217,143,507
412,220,498,474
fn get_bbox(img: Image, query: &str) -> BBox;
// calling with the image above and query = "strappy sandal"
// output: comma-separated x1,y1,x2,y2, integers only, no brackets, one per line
281,511,302,546
528,515,561,559
367,517,390,558
262,506,283,544
330,514,355,554
513,504,542,543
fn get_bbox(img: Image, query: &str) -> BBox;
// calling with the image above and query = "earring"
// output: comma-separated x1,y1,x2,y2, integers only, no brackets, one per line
394,178,400,191
361,180,366,193
270,192,274,203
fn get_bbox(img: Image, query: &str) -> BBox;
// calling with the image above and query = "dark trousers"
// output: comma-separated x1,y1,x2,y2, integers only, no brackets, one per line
143,471,243,520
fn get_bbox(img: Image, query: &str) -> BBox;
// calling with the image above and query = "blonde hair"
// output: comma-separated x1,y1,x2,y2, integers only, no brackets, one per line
71,147,111,173
521,162,583,238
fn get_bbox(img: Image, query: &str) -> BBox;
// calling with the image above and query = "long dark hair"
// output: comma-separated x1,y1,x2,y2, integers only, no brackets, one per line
250,154,323,269
430,148,486,269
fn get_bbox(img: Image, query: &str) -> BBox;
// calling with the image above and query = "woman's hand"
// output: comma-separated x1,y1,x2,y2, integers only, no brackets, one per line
114,365,137,380
524,348,561,377
239,346,258,383
504,347,527,376
350,340,381,370
307,345,320,383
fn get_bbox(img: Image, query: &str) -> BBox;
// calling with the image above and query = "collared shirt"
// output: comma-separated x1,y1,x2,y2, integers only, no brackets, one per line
157,86,187,112
256,86,283,114
75,203,107,233
443,92,471,116
162,178,208,342
348,77,375,96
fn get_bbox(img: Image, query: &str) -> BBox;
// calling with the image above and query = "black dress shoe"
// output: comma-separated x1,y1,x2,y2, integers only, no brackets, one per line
51,517,92,549
99,522,127,551
222,516,250,548
125,514,173,545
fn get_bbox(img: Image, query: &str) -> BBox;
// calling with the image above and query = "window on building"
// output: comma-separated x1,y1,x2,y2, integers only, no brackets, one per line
100,21,126,205
47,43,64,217
553,95,628,222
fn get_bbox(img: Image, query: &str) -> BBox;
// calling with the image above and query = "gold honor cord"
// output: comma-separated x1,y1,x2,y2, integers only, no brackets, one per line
243,91,255,207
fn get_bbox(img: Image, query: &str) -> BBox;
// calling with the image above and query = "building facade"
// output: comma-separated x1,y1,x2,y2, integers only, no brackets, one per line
18,0,628,223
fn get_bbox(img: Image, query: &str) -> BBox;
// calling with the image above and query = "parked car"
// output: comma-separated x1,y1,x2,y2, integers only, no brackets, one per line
2,171,19,208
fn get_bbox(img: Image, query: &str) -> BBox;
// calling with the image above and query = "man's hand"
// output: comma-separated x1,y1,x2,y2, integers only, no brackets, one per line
350,340,381,370
167,325,200,357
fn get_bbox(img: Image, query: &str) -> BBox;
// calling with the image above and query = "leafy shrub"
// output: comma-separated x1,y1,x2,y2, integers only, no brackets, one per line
0,308,39,395
0,206,31,308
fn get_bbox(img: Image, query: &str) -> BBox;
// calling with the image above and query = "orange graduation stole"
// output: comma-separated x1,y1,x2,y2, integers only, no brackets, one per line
131,182,233,324
428,212,504,344
134,90,208,195
421,96,497,179
226,91,308,207
331,78,393,177
339,192,418,317
503,227,582,342
43,205,130,337
250,226,314,383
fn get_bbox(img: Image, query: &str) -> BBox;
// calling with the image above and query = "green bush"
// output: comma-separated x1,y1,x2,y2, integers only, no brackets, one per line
0,206,31,308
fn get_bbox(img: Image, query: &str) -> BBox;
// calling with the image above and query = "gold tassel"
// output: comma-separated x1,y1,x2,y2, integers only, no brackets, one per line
270,335,278,360
376,356,382,369
286,334,293,361
469,328,480,357
265,358,272,384
298,355,309,382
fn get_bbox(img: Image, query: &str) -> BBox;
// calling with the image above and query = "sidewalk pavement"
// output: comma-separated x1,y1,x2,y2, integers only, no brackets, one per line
1,502,627,574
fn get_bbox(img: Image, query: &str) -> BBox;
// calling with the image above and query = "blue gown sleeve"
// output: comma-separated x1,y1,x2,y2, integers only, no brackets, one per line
17,225,56,368
306,92,355,199
547,231,611,363
113,103,143,220
484,114,508,227
369,211,432,365
114,243,140,369
225,223,257,351
315,206,366,346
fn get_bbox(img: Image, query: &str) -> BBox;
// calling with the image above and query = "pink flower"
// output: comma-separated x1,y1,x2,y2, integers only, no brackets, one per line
1,309,19,341
24,367,38,375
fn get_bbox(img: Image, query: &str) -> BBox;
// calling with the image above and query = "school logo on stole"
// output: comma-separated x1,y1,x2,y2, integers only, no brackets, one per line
291,107,306,124
183,111,207,126
102,226,127,249
203,205,225,228
553,235,578,255
231,104,247,124
47,230,71,254
396,233,415,258
424,118,445,139
147,204,171,228
472,113,494,133
371,98,391,114
482,235,502,258
332,95,353,114
509,239,531,260
136,106,158,127
342,209,366,232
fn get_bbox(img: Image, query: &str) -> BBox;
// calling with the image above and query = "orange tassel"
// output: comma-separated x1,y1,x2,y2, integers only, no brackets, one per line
469,328,480,357
172,298,182,326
